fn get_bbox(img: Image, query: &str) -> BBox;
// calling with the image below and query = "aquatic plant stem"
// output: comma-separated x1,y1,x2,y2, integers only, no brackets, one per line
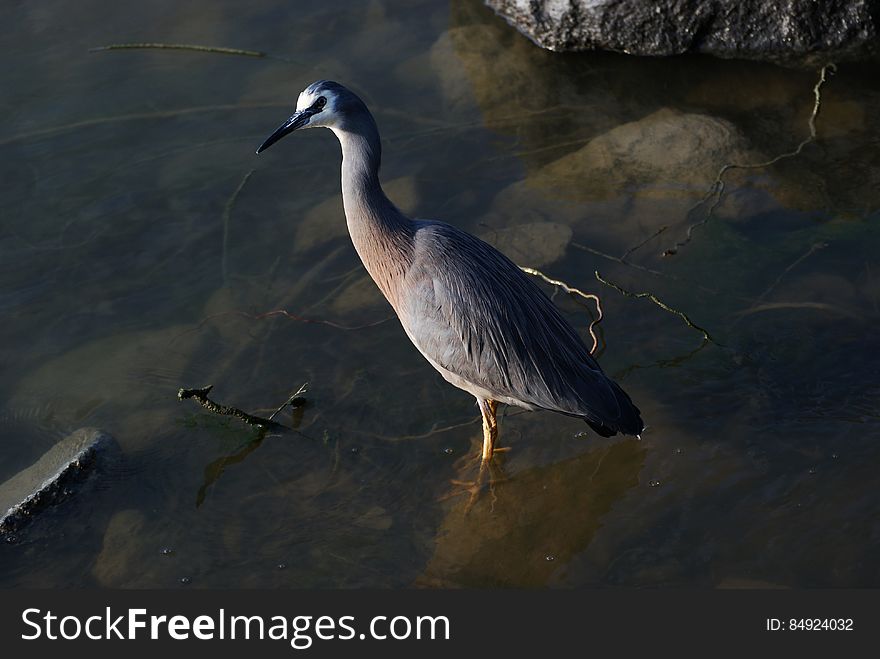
594,271,715,344
520,266,603,355
221,170,255,285
90,43,281,59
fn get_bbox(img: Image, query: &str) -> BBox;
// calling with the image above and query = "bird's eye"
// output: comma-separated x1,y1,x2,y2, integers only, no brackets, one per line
315,96,327,110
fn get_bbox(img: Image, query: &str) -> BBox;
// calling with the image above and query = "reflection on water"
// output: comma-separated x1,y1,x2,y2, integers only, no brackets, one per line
1,0,878,588
418,439,646,588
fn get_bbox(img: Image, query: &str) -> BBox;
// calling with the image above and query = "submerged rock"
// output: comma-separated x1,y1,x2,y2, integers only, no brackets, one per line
526,108,753,200
480,221,572,267
488,108,756,243
0,428,117,536
486,0,879,63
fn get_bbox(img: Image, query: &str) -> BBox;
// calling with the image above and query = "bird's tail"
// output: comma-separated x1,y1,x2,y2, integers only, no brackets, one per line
586,380,644,437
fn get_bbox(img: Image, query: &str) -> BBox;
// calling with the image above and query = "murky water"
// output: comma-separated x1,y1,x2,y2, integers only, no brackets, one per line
2,0,879,588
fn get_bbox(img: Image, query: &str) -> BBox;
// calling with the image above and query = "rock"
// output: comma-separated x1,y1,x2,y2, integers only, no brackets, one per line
0,428,117,536
93,509,147,587
480,221,572,267
486,0,879,63
528,108,753,199
488,108,756,243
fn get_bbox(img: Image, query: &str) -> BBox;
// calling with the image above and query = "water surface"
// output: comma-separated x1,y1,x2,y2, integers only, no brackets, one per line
1,0,879,588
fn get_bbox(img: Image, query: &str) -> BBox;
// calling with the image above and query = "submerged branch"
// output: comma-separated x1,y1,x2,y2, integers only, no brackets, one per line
520,266,603,355
221,169,255,284
664,63,835,257
613,337,711,381
0,103,289,148
268,383,309,421
753,241,829,305
178,384,301,428
594,271,716,344
620,225,668,261
175,310,394,344
339,415,482,443
571,241,669,280
90,43,276,59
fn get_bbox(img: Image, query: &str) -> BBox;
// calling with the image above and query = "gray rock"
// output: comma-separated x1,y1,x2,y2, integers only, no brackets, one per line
480,222,573,267
486,0,879,63
0,428,117,535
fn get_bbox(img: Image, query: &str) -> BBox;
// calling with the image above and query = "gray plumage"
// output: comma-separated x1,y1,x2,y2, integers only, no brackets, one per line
258,80,643,445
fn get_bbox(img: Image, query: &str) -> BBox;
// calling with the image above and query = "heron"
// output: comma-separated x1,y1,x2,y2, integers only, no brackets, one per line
257,80,643,464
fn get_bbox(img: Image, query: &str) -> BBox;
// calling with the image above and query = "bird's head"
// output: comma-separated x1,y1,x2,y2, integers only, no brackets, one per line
256,80,366,154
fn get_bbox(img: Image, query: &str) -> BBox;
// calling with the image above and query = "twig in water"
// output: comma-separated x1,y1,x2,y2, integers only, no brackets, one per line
620,225,669,261
0,103,290,148
664,64,835,256
221,170,255,284
754,242,829,305
175,309,394,344
343,416,482,443
520,266,603,355
595,270,715,344
571,241,669,280
268,383,309,421
178,385,286,428
90,43,276,59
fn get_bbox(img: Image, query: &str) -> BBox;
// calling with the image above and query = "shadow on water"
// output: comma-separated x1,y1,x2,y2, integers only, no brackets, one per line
419,438,646,588
1,0,879,587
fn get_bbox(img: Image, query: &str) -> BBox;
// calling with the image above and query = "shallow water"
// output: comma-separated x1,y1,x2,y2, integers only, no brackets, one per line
1,0,878,588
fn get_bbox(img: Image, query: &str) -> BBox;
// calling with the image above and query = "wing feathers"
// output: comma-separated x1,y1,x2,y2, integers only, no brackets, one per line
400,221,643,435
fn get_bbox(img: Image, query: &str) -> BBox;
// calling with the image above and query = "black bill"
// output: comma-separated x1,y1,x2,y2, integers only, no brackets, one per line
256,110,312,154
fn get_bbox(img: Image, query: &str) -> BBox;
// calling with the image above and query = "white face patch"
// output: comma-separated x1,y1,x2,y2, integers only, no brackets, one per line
295,90,317,113
294,88,339,129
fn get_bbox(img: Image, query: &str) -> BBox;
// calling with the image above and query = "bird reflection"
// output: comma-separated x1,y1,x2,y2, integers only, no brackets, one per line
421,438,646,587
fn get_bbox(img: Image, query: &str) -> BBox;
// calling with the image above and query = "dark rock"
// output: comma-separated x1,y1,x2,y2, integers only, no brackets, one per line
0,428,117,536
485,0,879,63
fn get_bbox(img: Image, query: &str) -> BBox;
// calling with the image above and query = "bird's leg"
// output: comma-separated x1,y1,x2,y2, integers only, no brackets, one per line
437,398,507,511
478,397,499,462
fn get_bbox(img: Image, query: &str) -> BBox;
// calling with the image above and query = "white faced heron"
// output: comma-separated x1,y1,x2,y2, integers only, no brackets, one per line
257,80,644,463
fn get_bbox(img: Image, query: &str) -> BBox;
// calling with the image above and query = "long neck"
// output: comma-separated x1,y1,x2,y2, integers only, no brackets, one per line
334,119,413,308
